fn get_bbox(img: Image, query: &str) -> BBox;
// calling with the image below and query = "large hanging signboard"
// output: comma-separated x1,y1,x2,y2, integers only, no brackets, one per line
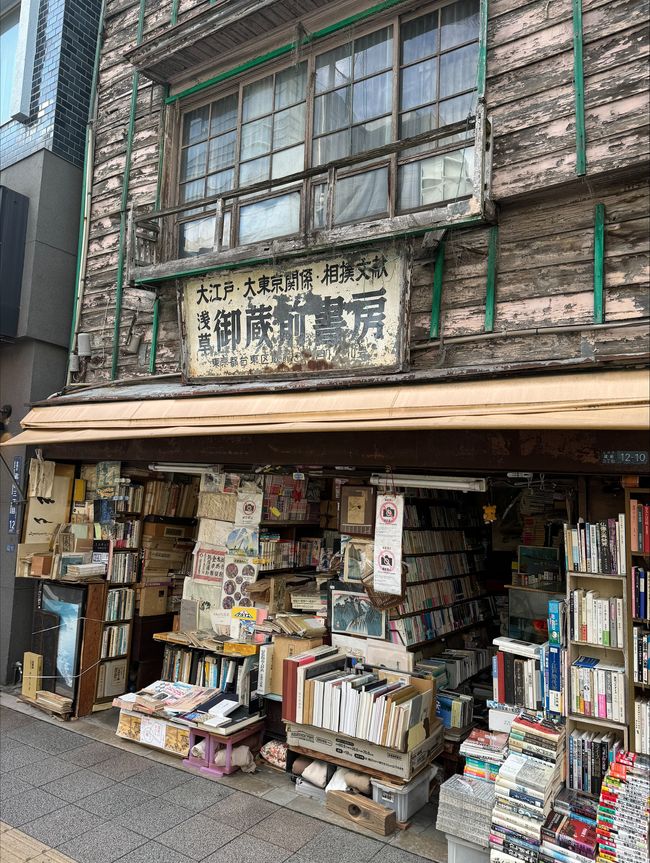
180,248,408,381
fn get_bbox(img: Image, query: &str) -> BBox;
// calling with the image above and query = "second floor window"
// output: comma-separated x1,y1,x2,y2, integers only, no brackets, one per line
176,0,480,257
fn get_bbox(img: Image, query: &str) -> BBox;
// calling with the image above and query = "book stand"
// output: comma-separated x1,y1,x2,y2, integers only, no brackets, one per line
183,721,265,777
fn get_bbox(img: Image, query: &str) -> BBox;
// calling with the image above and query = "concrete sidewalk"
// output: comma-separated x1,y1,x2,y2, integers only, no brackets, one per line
0,702,447,863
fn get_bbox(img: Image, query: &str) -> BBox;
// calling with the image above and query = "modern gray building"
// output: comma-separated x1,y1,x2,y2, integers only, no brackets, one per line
0,0,101,684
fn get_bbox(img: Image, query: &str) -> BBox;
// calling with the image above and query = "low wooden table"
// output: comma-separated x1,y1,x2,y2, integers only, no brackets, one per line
183,720,265,777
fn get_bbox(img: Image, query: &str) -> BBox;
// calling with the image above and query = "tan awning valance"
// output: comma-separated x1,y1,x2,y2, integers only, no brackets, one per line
4,370,649,447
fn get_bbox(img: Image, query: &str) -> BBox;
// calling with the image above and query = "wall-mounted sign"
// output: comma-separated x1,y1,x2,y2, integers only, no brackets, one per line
601,451,648,466
180,248,408,381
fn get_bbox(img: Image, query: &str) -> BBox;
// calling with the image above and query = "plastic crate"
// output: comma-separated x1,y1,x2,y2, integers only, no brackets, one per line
445,834,489,863
371,766,432,822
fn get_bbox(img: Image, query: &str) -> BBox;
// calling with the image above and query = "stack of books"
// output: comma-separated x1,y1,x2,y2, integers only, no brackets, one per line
553,786,598,824
540,808,597,863
460,729,508,782
492,637,545,711
490,715,564,862
417,646,491,690
569,588,625,647
436,690,473,729
567,728,622,797
630,499,650,553
436,773,494,849
596,751,649,863
634,696,650,755
632,625,649,684
569,656,626,723
632,566,648,620
63,562,107,581
563,518,626,575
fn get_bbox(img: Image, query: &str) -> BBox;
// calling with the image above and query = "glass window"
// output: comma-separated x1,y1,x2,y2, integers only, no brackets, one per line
334,167,389,225
398,147,474,210
0,4,20,125
239,192,301,245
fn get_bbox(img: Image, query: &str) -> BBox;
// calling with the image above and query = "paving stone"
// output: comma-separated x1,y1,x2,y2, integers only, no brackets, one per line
202,789,278,829
0,742,43,773
87,751,150,782
112,840,195,863
15,755,80,786
202,833,292,863
162,776,234,811
58,822,146,863
64,742,119,768
20,803,105,847
112,797,194,839
8,723,89,755
0,787,66,827
296,824,383,863
157,813,239,861
0,708,39,734
249,809,326,852
0,771,34,799
76,784,156,819
43,768,114,802
122,763,193,796
372,847,435,863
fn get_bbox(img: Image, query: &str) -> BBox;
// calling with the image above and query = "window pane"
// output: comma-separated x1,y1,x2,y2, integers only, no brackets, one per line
401,12,438,65
221,210,232,249
398,147,474,210
272,144,304,179
438,91,476,127
441,0,480,51
240,116,273,160
273,105,305,148
210,93,238,135
334,167,388,224
243,75,273,121
439,42,479,98
312,183,327,229
275,63,307,109
352,72,392,122
208,131,236,171
239,192,300,244
179,217,215,257
400,105,437,139
180,179,205,203
180,142,207,181
401,58,437,111
315,43,352,93
314,87,350,135
352,116,391,154
182,106,209,146
206,169,234,195
354,27,393,78
240,156,270,186
0,6,20,125
312,129,350,166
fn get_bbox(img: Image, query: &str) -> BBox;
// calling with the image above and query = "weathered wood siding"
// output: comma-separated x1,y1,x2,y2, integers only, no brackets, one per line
75,0,649,387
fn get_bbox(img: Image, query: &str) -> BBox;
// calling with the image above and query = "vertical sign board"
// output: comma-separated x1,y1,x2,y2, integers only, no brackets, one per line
373,493,404,595
7,455,22,535
180,248,408,382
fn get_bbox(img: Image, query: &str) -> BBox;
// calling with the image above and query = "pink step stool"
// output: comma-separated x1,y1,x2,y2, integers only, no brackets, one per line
183,721,265,777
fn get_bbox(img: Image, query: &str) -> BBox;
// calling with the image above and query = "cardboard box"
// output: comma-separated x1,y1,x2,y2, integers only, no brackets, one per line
269,634,323,695
30,555,53,576
139,585,168,616
286,720,443,782
22,652,42,700
142,521,195,539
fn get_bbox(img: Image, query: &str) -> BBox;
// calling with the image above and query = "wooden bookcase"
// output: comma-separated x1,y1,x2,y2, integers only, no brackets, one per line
626,487,650,754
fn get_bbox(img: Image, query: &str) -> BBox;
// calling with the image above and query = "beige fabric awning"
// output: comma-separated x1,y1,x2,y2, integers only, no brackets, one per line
3,370,649,447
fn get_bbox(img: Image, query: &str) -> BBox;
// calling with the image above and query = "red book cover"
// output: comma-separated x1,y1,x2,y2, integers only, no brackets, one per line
281,654,319,722
643,504,650,553
542,812,597,857
497,650,505,703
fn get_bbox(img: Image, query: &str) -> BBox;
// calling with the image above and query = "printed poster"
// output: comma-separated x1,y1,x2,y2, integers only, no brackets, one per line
373,493,404,595
235,491,263,526
193,544,226,583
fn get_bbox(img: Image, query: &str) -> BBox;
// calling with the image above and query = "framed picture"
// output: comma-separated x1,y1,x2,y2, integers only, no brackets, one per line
330,587,386,640
340,485,375,536
40,582,85,701
343,537,374,582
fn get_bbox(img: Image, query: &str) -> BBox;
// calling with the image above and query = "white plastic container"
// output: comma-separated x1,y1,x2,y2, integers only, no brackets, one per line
371,766,432,822
445,834,489,863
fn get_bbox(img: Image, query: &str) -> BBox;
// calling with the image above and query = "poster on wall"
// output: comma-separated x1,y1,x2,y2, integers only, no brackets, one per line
180,247,408,381
373,493,404,595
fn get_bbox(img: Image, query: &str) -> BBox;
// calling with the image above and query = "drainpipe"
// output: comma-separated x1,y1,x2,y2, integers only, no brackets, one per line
67,0,107,383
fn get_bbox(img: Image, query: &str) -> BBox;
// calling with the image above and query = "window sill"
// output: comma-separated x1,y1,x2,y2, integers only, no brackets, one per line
133,197,485,286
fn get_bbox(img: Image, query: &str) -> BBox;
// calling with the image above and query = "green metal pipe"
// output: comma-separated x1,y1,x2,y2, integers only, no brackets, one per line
429,239,446,340
476,0,488,101
484,224,498,332
134,217,484,286
572,0,587,176
166,0,411,105
593,202,605,323
170,0,179,26
149,293,160,374
111,0,147,380
68,0,107,362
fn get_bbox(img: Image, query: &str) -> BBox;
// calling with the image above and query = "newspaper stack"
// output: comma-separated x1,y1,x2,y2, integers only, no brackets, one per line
596,751,650,863
436,773,495,849
460,729,508,783
489,713,565,863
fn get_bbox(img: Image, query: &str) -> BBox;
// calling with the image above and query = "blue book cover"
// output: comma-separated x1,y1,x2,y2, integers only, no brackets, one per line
547,599,565,646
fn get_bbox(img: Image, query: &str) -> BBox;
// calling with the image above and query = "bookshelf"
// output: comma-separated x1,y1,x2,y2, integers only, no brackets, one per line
564,517,630,790
626,487,650,754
